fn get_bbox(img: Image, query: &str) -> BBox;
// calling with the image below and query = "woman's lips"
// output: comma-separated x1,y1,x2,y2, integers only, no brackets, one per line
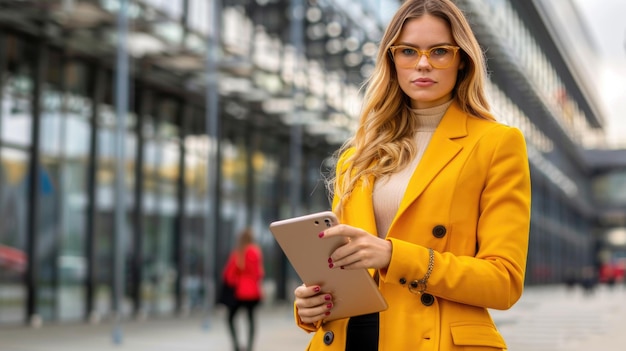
412,78,435,87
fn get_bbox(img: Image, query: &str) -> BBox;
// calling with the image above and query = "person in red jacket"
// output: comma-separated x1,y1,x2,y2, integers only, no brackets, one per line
222,228,264,351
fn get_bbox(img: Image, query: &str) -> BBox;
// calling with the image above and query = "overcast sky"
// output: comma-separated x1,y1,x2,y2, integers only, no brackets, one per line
570,0,626,146
571,0,626,57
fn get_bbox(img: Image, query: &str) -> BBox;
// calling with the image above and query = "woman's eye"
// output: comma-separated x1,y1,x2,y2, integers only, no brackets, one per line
431,47,448,56
401,47,417,56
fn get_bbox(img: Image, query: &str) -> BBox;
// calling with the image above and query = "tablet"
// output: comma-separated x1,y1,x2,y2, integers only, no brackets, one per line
269,211,388,322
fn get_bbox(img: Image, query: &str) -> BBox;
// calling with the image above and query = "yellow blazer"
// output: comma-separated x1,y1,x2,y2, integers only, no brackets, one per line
296,102,532,350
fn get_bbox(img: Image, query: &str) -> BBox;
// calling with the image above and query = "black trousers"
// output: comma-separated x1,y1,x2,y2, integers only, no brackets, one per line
227,300,260,351
346,312,379,351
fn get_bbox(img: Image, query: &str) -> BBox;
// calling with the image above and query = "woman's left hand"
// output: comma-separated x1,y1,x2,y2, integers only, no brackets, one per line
321,224,392,270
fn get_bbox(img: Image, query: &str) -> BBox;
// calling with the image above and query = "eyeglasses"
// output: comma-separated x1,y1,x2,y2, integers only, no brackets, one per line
388,45,461,69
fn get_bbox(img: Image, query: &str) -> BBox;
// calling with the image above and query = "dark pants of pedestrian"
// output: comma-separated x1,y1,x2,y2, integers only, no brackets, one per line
346,312,379,351
227,300,260,351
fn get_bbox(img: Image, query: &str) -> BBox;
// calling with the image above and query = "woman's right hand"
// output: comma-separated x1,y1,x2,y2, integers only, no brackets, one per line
294,284,333,324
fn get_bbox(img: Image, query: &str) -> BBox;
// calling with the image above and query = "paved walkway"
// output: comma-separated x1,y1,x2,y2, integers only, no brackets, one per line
492,284,626,351
1,284,626,350
0,303,309,351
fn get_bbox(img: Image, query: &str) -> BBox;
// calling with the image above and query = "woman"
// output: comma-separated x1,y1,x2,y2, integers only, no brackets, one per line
293,0,531,350
222,228,264,351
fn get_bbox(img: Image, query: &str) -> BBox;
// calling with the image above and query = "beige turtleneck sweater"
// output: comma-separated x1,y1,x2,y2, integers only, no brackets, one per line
373,100,452,238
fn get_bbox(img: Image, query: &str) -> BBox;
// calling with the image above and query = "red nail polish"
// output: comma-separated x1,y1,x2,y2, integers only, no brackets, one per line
324,294,331,301
313,286,320,293
328,257,333,263
326,303,333,309
325,311,331,316
328,263,334,268
318,232,324,238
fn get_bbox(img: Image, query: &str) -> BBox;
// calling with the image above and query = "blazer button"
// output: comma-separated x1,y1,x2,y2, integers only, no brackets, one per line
323,331,334,345
399,277,407,285
421,293,435,306
432,225,447,238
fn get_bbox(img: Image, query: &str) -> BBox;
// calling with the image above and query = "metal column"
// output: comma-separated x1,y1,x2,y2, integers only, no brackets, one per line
112,0,129,343
289,1,304,217
203,0,222,330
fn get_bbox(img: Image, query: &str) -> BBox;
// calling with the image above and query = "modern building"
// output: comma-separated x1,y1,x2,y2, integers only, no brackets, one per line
518,0,626,283
0,0,624,327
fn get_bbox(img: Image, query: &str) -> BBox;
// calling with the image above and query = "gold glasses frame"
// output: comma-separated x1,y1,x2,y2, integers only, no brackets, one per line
388,45,461,69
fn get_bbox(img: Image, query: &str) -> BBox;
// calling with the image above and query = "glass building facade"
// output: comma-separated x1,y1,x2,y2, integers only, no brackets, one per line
0,0,624,326
0,0,392,326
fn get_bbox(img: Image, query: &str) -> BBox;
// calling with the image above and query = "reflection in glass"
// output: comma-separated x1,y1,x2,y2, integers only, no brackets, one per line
0,147,28,323
94,104,137,320
29,57,95,322
0,35,34,324
140,98,180,316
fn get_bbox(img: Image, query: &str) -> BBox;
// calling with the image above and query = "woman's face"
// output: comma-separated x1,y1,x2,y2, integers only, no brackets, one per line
392,15,462,109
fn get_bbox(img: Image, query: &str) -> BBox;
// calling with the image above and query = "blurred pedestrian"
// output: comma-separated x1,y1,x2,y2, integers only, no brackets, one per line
564,268,578,291
292,0,531,350
221,228,264,351
581,265,597,296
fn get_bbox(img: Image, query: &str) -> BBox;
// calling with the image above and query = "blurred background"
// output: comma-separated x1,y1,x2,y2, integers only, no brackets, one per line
0,0,625,348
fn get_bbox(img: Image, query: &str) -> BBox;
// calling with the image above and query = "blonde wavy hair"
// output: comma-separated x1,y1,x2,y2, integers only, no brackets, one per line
329,0,495,214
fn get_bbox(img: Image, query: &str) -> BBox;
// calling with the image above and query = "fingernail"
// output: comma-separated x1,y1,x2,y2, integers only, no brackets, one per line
313,286,320,293
340,266,345,270
326,303,333,309
318,232,324,238
328,257,333,263
325,311,331,316
324,294,331,301
328,263,334,268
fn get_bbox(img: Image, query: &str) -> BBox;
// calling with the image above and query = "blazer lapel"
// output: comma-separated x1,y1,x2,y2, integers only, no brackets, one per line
396,102,468,215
